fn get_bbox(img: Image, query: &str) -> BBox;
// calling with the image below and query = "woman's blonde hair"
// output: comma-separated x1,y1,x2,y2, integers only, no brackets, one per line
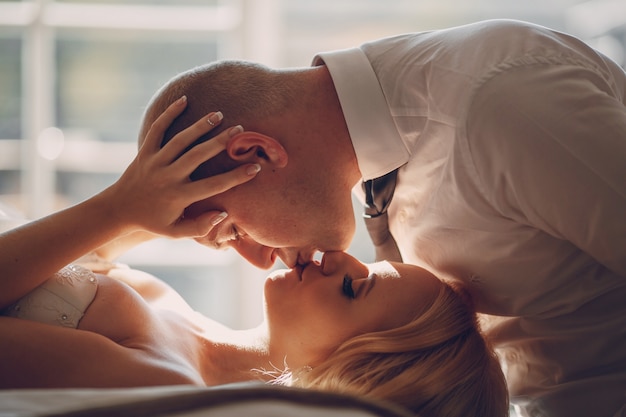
290,283,509,417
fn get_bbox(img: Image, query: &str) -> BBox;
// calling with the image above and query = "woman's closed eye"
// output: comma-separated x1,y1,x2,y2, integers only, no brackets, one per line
342,274,376,299
342,275,355,299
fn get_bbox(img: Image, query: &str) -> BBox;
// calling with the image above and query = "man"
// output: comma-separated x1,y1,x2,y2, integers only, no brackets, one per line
140,19,626,417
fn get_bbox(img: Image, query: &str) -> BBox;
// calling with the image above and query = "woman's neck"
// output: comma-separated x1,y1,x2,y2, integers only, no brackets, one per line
197,321,281,386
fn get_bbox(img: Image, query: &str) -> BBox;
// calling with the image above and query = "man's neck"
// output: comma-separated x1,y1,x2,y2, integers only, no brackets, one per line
293,65,362,184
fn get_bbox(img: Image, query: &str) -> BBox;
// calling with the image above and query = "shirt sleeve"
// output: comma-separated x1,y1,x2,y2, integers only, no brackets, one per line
465,62,626,278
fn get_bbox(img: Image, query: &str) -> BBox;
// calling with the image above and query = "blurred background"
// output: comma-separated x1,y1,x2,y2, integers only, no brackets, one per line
1,0,624,332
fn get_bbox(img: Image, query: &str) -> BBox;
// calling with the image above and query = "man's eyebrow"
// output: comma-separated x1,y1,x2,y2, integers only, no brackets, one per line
207,240,224,250
204,221,229,250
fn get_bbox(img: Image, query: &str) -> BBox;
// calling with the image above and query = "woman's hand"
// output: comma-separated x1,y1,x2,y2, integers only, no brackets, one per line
0,96,258,304
102,96,259,239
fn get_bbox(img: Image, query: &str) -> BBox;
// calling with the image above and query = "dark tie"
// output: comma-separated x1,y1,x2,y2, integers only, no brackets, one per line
362,169,403,262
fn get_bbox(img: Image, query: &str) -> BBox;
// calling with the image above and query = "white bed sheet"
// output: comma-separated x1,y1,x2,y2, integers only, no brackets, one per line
0,383,414,417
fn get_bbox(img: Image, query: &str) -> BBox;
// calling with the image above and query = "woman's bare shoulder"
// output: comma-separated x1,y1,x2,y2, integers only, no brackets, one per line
104,266,195,315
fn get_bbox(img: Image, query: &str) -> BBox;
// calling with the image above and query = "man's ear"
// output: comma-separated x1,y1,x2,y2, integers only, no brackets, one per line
225,131,288,168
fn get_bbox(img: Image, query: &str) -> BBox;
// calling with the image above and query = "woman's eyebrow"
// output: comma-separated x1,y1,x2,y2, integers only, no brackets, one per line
356,274,376,298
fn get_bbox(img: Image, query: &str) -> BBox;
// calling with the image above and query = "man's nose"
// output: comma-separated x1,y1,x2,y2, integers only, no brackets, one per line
234,238,276,269
320,251,367,277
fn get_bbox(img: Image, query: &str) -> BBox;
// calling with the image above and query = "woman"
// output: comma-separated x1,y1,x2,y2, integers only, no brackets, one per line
0,97,508,416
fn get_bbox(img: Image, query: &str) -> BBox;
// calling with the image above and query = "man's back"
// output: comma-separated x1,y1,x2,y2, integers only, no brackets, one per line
317,19,626,416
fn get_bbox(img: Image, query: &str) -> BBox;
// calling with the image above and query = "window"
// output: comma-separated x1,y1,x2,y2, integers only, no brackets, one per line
1,0,624,335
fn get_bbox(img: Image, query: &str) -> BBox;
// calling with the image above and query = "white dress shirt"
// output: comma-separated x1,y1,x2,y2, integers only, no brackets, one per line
314,19,626,417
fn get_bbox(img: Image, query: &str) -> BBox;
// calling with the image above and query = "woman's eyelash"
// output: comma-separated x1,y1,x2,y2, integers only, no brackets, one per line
342,275,355,299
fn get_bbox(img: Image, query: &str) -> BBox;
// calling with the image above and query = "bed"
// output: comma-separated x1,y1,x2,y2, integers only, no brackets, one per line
0,383,414,417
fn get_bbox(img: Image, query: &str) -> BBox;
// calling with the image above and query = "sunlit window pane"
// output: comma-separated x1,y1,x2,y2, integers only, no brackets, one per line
60,0,218,4
53,34,219,205
0,36,21,139
56,35,218,143
0,34,22,201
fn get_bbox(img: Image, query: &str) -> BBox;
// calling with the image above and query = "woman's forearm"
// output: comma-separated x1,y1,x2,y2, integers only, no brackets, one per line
0,191,132,307
0,97,260,308
92,230,159,262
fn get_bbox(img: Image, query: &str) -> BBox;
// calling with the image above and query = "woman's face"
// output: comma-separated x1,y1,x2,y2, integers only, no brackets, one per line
263,251,443,369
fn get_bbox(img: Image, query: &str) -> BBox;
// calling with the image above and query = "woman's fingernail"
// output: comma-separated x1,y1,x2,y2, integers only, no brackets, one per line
247,164,261,175
211,211,228,226
178,95,187,104
207,111,223,126
229,125,244,137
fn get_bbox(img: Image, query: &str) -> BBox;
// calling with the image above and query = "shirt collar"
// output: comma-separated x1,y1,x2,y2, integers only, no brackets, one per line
312,48,409,181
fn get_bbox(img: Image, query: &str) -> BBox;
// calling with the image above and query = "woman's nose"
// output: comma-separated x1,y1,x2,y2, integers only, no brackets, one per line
320,251,368,277
320,252,340,275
